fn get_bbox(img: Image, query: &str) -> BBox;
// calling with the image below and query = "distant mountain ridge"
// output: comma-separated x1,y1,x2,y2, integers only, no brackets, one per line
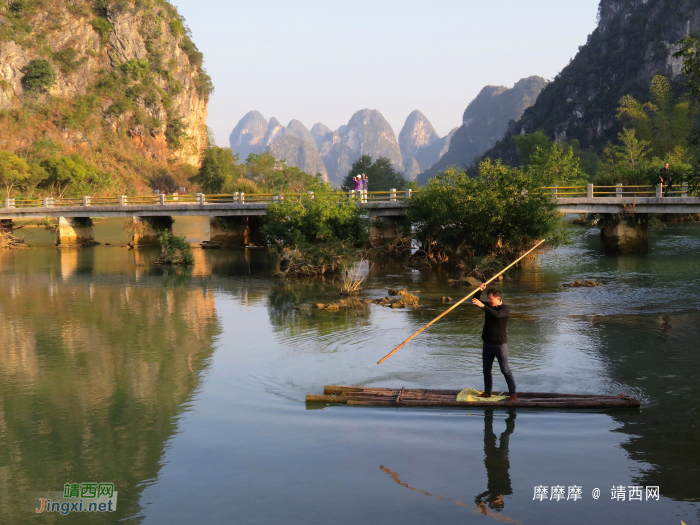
231,87,542,186
399,110,440,180
318,109,404,185
229,113,328,179
418,76,546,184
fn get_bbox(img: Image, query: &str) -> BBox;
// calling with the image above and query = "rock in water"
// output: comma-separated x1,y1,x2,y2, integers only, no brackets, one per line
601,220,648,254
562,280,604,288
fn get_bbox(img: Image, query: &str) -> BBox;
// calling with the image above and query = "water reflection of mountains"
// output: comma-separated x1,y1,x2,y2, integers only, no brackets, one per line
0,266,221,523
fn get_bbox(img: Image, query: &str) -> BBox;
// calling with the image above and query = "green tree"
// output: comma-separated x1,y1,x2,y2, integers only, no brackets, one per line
20,59,56,93
595,128,654,185
165,117,187,148
39,154,109,197
263,181,368,248
525,143,587,186
156,231,194,266
0,151,38,196
513,130,553,167
616,75,696,157
408,159,563,259
341,155,407,192
673,37,700,193
189,146,243,193
243,152,316,193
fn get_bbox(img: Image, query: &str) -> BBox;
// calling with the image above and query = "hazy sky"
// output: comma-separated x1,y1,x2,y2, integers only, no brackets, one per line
171,0,600,146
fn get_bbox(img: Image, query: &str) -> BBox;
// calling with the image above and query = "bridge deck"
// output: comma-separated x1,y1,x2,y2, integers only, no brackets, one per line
2,189,699,219
0,201,408,220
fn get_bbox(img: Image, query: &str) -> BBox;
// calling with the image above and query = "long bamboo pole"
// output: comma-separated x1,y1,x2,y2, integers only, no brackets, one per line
377,239,546,365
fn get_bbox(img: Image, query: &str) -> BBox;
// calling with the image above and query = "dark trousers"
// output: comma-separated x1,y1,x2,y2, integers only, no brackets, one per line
482,342,516,395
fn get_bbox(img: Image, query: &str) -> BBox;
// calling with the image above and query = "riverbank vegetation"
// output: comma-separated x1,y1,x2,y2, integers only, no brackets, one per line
262,182,368,276
189,145,318,194
511,74,698,191
155,231,194,266
407,159,567,272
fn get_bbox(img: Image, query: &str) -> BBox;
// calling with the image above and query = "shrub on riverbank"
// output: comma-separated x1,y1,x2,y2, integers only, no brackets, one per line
263,183,368,275
407,159,566,269
156,231,194,266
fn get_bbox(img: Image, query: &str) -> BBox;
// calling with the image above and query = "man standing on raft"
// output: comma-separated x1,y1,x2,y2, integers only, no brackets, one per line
472,283,517,402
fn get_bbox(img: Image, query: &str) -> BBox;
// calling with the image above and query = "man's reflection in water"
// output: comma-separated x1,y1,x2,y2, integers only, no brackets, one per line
475,408,516,513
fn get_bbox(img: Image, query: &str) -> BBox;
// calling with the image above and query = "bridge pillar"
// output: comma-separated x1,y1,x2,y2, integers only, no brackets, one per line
0,219,12,233
601,219,648,254
56,217,99,247
369,216,402,246
130,216,173,246
209,216,264,247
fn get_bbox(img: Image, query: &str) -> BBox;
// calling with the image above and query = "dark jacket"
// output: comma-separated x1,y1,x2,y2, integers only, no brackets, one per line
475,291,510,344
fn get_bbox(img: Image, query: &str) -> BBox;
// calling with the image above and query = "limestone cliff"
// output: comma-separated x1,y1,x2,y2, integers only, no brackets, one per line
483,0,700,164
0,0,211,186
228,110,268,160
399,110,439,180
310,122,331,149
268,135,328,179
230,113,328,179
319,109,403,186
418,76,546,184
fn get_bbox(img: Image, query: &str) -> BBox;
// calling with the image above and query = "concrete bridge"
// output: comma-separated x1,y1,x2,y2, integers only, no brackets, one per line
1,185,698,248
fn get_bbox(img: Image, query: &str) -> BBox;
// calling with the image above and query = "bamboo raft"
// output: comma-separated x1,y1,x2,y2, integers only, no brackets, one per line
306,385,641,409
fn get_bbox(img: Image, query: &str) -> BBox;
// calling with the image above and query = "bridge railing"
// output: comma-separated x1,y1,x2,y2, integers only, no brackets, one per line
546,183,690,198
1,184,694,209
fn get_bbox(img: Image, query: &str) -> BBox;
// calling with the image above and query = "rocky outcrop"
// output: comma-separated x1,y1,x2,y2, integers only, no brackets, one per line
0,0,210,168
310,122,332,149
399,110,440,180
228,110,268,160
319,109,403,186
286,119,317,147
269,135,328,179
418,76,546,184
261,117,286,148
230,113,328,179
414,127,458,173
601,220,648,253
483,0,700,164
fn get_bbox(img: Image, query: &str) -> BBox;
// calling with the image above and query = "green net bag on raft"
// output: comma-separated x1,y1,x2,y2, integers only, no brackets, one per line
456,388,508,402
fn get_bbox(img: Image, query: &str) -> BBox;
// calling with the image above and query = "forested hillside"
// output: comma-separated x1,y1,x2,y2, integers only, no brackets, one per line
483,0,700,166
0,0,211,198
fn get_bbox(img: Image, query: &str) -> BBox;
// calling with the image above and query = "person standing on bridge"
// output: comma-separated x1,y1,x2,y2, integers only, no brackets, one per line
658,162,671,196
362,173,368,191
472,283,517,402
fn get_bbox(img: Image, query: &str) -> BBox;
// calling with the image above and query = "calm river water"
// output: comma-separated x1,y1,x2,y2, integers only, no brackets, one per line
1,218,699,524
